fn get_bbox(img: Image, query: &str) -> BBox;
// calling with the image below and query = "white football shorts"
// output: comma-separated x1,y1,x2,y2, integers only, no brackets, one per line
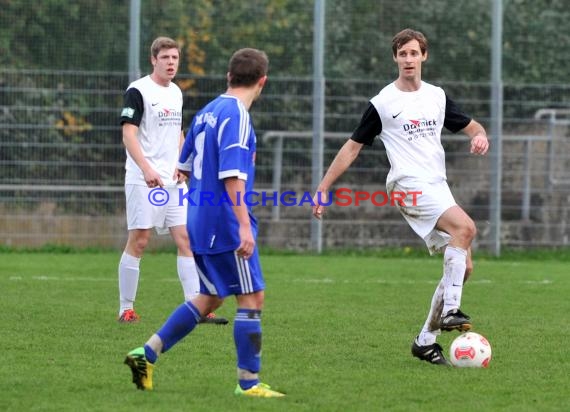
388,178,456,254
125,184,187,235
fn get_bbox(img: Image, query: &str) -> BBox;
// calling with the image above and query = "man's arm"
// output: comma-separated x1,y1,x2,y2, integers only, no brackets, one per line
224,177,254,259
174,130,188,181
122,123,164,187
461,119,490,155
312,139,364,218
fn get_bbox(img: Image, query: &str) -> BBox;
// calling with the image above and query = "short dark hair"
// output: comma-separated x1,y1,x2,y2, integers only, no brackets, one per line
392,29,428,57
150,37,180,59
227,48,269,87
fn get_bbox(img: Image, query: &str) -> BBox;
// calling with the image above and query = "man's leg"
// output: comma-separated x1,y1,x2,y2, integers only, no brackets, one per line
435,206,476,331
417,245,474,343
233,291,284,397
124,294,223,390
170,225,228,324
234,291,264,390
118,229,151,321
170,225,200,301
411,279,450,365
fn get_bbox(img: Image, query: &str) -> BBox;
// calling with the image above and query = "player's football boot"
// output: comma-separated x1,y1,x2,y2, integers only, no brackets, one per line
411,339,451,366
118,309,140,323
440,308,472,332
124,347,154,390
199,312,229,325
234,382,285,398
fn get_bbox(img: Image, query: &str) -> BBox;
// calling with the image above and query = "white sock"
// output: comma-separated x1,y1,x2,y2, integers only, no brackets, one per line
118,252,141,314
177,256,200,301
418,279,444,346
442,246,467,314
145,334,164,356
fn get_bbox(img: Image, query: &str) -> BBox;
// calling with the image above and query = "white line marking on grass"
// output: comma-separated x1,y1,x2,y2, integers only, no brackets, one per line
292,278,555,285
8,275,181,282
9,275,115,282
292,278,496,285
522,279,553,284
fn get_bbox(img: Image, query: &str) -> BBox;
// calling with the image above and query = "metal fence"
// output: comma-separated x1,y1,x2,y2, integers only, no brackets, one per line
1,68,569,250
1,0,570,252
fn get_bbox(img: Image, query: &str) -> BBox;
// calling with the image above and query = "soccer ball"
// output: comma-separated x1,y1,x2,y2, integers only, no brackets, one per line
449,332,492,368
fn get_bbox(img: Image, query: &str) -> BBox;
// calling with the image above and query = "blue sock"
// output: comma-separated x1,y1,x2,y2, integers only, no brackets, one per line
239,378,259,390
156,301,201,353
144,344,158,364
234,308,262,390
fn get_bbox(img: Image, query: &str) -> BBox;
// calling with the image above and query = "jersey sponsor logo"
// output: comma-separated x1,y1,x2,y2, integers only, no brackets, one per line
155,108,182,127
121,107,135,118
403,119,437,131
159,109,182,118
151,102,159,106
402,118,438,141
195,112,218,128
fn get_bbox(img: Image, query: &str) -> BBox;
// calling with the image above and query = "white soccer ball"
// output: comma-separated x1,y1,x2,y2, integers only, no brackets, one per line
449,332,492,368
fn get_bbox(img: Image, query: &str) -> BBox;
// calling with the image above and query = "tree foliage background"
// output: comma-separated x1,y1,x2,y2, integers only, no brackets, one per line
1,0,569,200
1,0,570,250
1,0,570,83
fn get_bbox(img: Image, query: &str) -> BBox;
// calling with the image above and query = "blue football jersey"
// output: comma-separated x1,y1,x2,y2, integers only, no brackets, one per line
180,95,257,254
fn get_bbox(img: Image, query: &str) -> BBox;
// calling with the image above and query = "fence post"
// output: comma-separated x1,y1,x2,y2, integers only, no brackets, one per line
311,0,325,253
128,0,141,83
271,135,283,221
489,0,503,256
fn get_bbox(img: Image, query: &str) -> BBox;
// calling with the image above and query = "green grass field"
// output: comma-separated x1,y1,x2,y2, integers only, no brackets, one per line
1,251,569,412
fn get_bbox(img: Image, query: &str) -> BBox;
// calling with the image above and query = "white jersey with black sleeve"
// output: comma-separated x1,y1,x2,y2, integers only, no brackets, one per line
120,75,183,187
351,81,471,186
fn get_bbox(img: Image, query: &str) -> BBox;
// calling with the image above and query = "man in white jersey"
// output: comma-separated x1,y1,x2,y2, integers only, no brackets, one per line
312,29,489,365
118,37,226,325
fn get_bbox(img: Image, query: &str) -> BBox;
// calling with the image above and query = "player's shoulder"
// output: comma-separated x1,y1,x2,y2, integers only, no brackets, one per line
200,94,234,114
219,94,241,107
195,95,249,125
169,81,183,95
219,94,250,117
125,76,155,101
127,75,150,91
370,82,397,105
420,81,445,97
376,82,395,96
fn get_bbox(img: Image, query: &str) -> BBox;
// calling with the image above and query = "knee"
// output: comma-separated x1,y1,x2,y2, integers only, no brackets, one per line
205,297,224,314
468,221,477,239
172,229,191,253
252,293,265,310
193,295,223,315
237,291,265,310
459,220,477,244
176,235,191,254
247,294,265,311
127,232,150,255
134,236,149,252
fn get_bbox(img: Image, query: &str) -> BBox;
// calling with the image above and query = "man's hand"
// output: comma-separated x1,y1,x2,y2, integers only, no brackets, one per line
143,167,164,188
174,168,188,183
236,224,255,259
470,133,489,155
312,190,327,219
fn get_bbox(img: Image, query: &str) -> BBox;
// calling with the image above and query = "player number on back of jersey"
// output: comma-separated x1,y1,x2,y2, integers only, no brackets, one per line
193,131,205,180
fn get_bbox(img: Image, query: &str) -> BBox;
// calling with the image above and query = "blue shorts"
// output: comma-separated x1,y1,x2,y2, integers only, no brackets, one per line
194,249,265,298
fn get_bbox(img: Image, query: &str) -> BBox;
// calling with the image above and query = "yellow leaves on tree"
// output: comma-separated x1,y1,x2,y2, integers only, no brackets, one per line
55,111,92,136
177,5,212,93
